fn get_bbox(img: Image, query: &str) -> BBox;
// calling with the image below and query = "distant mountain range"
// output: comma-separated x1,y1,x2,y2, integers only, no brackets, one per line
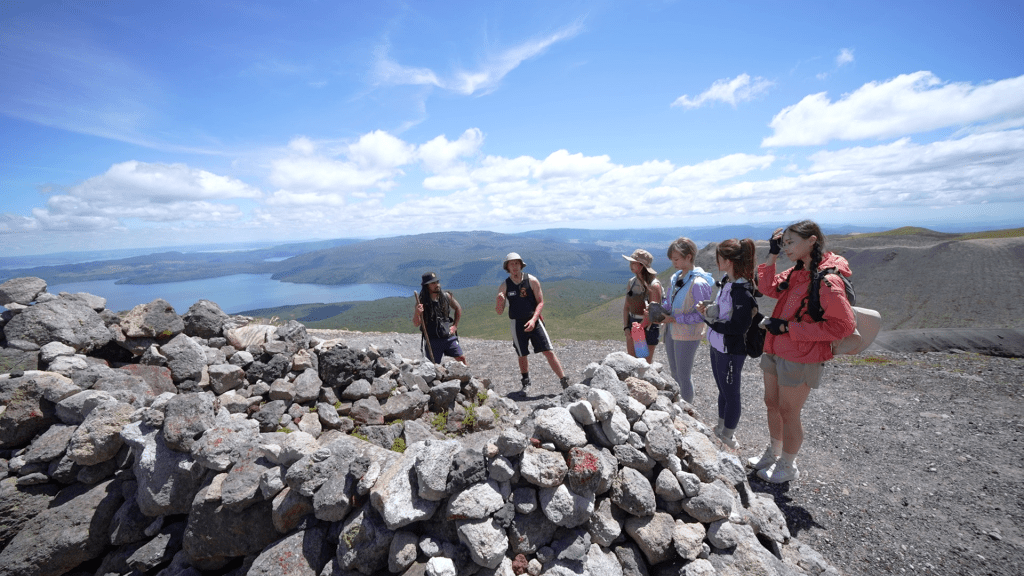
0,224,890,288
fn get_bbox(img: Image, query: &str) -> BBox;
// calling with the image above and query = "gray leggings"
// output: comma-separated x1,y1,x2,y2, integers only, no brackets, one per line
664,332,700,404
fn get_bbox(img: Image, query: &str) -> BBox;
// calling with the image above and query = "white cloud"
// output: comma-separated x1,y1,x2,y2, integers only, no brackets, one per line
372,21,582,96
763,72,1024,146
348,130,416,169
5,161,261,232
417,129,485,173
663,154,775,185
533,150,614,179
672,74,774,109
836,48,854,66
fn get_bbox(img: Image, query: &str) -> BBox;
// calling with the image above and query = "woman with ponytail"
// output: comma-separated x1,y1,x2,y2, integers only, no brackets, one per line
696,238,758,449
750,221,856,483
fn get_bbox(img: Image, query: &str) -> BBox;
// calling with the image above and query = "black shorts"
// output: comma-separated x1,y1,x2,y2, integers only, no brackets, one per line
422,334,464,364
510,318,553,357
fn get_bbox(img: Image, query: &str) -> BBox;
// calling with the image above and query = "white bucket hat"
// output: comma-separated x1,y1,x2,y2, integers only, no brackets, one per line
503,252,526,272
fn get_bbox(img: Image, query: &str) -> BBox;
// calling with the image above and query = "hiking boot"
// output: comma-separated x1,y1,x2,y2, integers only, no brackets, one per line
559,376,569,388
757,460,800,483
748,446,779,470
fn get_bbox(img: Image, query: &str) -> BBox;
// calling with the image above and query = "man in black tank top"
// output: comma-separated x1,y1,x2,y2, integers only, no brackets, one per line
494,252,568,395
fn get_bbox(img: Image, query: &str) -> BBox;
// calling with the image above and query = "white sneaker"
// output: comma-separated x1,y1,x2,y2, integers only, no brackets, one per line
747,446,778,470
715,429,739,449
757,460,800,483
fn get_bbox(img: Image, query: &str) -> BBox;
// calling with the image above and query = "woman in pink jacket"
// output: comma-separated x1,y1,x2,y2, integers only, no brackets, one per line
750,220,856,483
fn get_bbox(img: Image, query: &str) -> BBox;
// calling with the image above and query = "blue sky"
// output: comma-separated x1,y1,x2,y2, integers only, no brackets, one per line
2,0,1023,256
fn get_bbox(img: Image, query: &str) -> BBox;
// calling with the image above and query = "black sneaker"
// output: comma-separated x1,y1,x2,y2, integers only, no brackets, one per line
559,376,569,388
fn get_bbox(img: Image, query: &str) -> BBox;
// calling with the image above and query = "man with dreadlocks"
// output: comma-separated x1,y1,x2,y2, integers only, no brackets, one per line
748,220,855,484
413,272,467,365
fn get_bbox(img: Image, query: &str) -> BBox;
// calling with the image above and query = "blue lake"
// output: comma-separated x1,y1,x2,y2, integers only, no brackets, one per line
45,274,416,314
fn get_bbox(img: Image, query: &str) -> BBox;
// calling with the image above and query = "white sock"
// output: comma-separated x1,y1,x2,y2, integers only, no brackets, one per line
716,418,725,432
770,439,783,456
780,451,797,466
722,427,736,440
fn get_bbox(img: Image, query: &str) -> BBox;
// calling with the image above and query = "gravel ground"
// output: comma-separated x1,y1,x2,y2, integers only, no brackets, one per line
312,329,1024,576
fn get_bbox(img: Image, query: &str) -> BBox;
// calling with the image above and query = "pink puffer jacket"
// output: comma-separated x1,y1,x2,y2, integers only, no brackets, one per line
757,252,856,364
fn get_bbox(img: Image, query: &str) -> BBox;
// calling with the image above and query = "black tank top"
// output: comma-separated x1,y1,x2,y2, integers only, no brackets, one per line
504,274,537,321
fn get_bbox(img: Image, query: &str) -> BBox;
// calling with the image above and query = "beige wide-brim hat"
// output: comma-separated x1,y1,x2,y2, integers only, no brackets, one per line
622,249,657,275
503,252,526,272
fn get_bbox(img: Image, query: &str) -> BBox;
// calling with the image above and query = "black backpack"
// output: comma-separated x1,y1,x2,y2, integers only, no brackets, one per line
802,267,855,322
745,285,766,358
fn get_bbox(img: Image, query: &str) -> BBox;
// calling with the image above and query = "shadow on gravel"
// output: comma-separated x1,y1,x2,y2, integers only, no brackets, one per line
747,472,824,536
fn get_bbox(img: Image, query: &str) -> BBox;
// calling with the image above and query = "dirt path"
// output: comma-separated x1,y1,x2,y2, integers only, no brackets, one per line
313,330,1024,576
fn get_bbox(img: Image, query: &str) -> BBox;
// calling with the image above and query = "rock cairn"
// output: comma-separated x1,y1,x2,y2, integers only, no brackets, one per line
0,276,838,576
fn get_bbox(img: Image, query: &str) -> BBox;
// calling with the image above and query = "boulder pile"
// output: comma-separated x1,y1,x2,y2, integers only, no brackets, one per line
0,276,838,576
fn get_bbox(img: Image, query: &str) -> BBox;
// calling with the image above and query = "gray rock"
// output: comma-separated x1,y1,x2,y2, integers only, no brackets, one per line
191,414,262,472
225,324,277,350
209,363,246,395
382,388,429,421
588,496,624,547
602,406,631,446
39,341,77,365
0,479,123,576
447,479,506,520
276,320,310,351
335,502,394,576
122,421,205,517
0,276,47,305
182,481,278,570
370,442,441,529
538,483,595,528
222,454,273,511
673,520,707,560
614,443,657,473
533,406,588,451
519,446,567,488
0,373,64,449
613,542,651,576
0,477,60,550
291,368,324,404
681,480,734,523
428,380,461,412
162,391,217,452
389,530,420,574
23,423,76,463
587,543,625,576
121,299,184,339
126,521,186,572
655,468,685,501
160,333,208,382
624,511,677,565
110,496,151,545
272,486,314,533
416,438,461,501
457,517,509,569
611,466,656,517
316,402,344,429
313,467,356,522
248,523,331,576
350,396,384,426
707,523,794,575
183,300,229,339
253,399,288,432
679,429,721,483
66,401,134,466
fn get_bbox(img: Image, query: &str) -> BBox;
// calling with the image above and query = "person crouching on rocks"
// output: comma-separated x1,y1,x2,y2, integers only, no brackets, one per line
413,272,467,365
622,249,663,364
750,221,855,483
697,238,758,450
495,252,569,395
659,237,714,404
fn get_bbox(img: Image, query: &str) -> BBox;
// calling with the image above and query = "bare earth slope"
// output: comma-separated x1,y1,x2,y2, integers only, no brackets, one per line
315,329,1024,576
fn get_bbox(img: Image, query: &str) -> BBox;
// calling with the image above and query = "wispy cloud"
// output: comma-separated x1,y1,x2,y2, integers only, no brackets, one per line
372,21,583,96
764,72,1024,146
836,48,854,66
671,74,774,109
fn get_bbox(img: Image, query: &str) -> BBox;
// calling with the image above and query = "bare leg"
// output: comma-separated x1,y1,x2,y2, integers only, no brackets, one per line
541,350,565,379
762,370,783,442
626,337,636,358
777,383,812,455
645,344,657,364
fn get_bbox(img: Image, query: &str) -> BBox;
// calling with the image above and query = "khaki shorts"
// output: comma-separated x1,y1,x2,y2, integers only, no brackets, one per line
760,353,825,389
